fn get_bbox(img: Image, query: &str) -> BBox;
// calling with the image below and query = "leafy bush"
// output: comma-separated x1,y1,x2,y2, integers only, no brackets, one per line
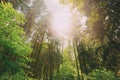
87,69,116,80
0,71,29,80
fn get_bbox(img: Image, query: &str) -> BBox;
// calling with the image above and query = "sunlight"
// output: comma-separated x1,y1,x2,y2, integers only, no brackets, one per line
44,0,72,37
44,0,87,38
50,9,72,37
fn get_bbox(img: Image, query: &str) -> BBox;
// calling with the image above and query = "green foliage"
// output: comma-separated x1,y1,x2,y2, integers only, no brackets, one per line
88,10,99,27
0,2,32,79
0,71,30,80
65,0,120,74
53,46,76,80
53,62,75,80
0,0,119,80
87,69,116,80
30,39,62,79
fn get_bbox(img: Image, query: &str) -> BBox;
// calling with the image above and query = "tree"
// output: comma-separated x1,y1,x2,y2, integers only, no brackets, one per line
0,0,28,8
53,46,76,80
60,0,120,74
0,2,32,79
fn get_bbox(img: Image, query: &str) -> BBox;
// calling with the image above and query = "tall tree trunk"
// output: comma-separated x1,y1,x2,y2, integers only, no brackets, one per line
73,40,81,80
49,52,53,80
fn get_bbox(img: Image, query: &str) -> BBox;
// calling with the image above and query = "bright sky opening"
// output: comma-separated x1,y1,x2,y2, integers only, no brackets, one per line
44,0,87,38
44,0,72,38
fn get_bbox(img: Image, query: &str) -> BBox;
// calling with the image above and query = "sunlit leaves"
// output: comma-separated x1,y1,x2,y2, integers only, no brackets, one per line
88,10,99,27
0,2,32,78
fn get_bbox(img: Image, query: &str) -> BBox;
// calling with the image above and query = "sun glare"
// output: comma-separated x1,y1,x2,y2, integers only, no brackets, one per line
44,0,72,37
50,9,72,37
44,0,87,38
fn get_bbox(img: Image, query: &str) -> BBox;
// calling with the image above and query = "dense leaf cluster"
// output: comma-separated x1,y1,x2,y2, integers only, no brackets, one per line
0,2,32,79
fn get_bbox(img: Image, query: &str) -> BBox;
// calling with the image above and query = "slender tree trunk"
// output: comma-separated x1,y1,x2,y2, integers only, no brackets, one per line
50,52,53,80
73,40,81,80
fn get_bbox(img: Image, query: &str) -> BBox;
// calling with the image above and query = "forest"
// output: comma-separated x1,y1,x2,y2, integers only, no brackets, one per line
0,0,120,80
